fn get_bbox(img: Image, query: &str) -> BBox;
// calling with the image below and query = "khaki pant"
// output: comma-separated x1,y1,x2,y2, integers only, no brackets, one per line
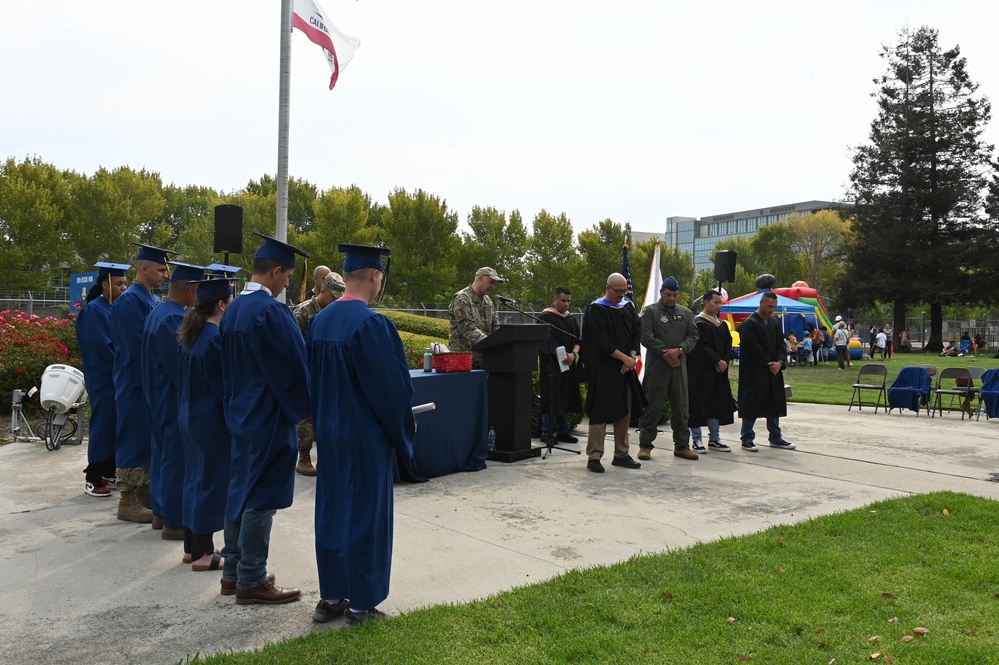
586,386,633,460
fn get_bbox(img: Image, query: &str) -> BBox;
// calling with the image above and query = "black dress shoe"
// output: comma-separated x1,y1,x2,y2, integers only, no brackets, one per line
587,459,605,473
313,598,348,623
611,454,642,469
557,432,579,443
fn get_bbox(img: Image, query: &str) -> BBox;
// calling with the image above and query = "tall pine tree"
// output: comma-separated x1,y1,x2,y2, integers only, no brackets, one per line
846,26,998,351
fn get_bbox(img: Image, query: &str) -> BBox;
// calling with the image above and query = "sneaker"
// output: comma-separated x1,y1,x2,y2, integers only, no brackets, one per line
673,449,699,461
102,476,117,488
345,607,387,626
708,441,731,452
692,441,707,454
611,455,642,469
741,441,759,452
556,432,579,444
769,440,796,450
313,598,348,623
587,459,605,473
637,448,652,460
85,481,111,497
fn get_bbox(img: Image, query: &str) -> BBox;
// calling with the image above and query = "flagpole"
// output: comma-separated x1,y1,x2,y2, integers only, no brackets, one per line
276,0,293,302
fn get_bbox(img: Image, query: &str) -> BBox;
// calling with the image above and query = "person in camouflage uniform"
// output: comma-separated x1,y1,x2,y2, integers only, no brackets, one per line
292,271,345,475
448,267,504,368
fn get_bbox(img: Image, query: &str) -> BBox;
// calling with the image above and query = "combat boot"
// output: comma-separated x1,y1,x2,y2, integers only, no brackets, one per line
135,483,152,509
297,449,317,477
117,490,153,523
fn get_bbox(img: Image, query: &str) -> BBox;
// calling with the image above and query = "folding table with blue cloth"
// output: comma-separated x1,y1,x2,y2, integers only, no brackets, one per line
395,369,489,481
977,368,999,421
887,366,933,415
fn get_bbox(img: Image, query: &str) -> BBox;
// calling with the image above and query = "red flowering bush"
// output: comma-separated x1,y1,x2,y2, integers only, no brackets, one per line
0,310,82,402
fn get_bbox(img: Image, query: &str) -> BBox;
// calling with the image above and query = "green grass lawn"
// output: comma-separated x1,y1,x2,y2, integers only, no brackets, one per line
191,492,999,665
731,353,999,406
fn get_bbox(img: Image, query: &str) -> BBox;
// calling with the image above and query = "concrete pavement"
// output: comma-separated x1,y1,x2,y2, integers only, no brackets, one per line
3,403,999,665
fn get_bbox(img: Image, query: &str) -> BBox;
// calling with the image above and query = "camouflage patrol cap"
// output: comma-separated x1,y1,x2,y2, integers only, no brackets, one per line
323,271,346,298
475,266,506,282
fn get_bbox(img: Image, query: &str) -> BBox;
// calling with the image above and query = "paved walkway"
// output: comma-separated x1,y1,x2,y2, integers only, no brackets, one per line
3,403,998,665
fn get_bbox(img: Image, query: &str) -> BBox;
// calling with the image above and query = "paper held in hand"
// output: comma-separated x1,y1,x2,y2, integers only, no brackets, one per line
555,346,570,373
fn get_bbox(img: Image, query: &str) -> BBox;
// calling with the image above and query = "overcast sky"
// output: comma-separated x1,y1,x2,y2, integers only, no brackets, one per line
3,1,998,235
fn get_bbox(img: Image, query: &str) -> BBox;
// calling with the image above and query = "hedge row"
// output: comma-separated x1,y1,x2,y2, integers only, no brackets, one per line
379,310,450,339
397,331,448,370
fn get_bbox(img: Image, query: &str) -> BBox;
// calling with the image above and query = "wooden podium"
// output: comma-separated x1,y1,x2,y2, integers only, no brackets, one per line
473,324,549,462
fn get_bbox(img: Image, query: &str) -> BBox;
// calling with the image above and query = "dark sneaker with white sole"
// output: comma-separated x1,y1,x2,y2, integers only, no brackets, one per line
692,441,707,454
313,598,348,623
708,441,731,452
741,441,759,452
769,440,796,450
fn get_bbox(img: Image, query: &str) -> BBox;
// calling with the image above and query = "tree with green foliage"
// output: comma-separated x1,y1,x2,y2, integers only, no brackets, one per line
524,210,581,307
846,25,998,352
245,174,318,235
64,166,165,267
576,219,629,301
456,206,529,303
0,157,72,290
784,209,850,294
381,188,459,306
297,185,379,276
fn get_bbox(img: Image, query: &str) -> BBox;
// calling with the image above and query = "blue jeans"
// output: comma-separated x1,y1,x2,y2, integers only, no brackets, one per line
221,508,276,589
691,418,720,444
741,417,782,444
541,413,570,437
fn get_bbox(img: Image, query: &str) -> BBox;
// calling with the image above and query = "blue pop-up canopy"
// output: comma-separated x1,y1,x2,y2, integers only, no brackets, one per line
721,290,817,334
720,291,816,315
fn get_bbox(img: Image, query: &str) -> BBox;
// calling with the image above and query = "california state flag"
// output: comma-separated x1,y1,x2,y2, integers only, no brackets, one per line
637,244,663,382
292,0,361,89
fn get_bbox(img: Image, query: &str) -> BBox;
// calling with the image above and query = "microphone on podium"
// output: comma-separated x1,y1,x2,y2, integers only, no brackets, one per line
496,295,517,306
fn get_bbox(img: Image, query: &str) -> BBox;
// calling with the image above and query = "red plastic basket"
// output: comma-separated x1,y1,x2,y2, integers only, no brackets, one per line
432,352,472,372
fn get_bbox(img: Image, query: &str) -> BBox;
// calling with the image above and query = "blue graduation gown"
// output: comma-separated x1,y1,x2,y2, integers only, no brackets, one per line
142,301,186,527
177,323,230,534
307,299,421,610
76,296,117,463
221,290,310,520
111,283,159,469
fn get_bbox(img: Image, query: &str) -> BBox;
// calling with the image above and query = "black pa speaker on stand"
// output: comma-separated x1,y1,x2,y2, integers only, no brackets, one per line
713,250,737,287
213,204,243,264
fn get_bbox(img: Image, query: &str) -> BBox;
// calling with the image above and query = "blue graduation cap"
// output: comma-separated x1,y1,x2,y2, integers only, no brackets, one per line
94,262,130,279
252,232,308,268
168,262,207,283
206,263,242,278
132,243,178,264
189,277,235,301
339,243,391,272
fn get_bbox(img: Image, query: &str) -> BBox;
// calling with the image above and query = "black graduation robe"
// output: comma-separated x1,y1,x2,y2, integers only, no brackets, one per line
581,300,645,424
687,314,736,428
737,311,787,420
538,309,583,416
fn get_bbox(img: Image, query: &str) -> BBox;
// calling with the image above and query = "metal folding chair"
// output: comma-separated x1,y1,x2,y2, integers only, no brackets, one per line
849,364,888,413
932,367,972,419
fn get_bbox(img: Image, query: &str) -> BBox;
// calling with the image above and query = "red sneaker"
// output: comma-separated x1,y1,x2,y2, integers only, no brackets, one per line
85,481,111,497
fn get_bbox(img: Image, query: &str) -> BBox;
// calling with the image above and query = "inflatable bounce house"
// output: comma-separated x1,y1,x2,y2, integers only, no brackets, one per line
720,276,863,361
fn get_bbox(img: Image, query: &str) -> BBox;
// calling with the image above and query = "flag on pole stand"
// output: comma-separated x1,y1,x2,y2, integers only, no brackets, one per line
620,244,635,305
637,244,663,382
292,0,361,89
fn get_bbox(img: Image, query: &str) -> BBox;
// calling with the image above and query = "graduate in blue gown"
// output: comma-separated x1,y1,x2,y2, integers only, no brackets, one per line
76,261,129,498
306,244,424,626
111,244,174,524
219,233,310,605
142,262,204,543
177,277,235,572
